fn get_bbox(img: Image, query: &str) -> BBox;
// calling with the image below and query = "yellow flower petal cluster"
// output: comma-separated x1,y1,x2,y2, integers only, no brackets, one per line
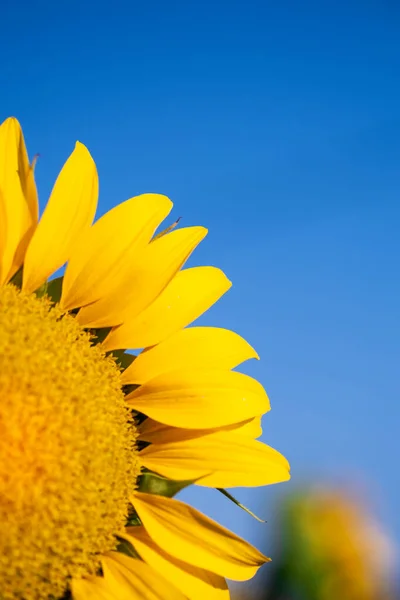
0,117,290,600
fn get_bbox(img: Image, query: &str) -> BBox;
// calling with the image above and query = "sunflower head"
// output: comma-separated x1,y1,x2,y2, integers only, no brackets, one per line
0,116,290,600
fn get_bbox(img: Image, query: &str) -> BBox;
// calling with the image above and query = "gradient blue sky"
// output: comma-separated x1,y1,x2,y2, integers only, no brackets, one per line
2,0,399,574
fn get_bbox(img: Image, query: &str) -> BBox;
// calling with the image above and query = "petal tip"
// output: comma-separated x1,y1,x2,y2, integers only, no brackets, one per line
74,140,92,157
2,116,19,126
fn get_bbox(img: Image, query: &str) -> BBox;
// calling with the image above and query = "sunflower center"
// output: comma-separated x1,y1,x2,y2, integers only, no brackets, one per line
0,285,140,600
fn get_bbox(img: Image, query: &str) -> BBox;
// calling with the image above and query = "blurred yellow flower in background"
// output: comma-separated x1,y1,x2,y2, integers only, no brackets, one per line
240,486,397,600
285,488,395,600
0,117,290,600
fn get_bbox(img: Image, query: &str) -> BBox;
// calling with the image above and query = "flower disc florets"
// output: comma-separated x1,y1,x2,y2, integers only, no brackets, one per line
0,285,139,600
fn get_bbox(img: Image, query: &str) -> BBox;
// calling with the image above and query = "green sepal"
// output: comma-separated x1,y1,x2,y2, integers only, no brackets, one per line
138,472,194,498
112,350,136,370
152,217,181,241
116,537,140,558
34,282,48,298
45,277,63,303
91,327,112,344
9,267,23,289
217,488,266,523
125,511,141,527
33,276,64,303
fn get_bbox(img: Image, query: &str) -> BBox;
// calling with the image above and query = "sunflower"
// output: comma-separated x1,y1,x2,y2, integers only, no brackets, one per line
0,117,290,600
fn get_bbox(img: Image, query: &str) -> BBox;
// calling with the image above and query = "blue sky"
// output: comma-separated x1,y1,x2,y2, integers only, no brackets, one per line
2,0,399,578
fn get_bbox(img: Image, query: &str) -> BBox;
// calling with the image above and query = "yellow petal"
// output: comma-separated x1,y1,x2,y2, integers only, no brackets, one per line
126,369,269,429
138,417,262,443
123,526,230,600
0,188,7,281
131,491,269,581
71,576,118,600
77,226,207,328
103,267,232,351
61,194,173,310
122,326,258,385
23,141,98,293
234,416,262,438
102,551,185,599
139,431,290,488
0,117,38,282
